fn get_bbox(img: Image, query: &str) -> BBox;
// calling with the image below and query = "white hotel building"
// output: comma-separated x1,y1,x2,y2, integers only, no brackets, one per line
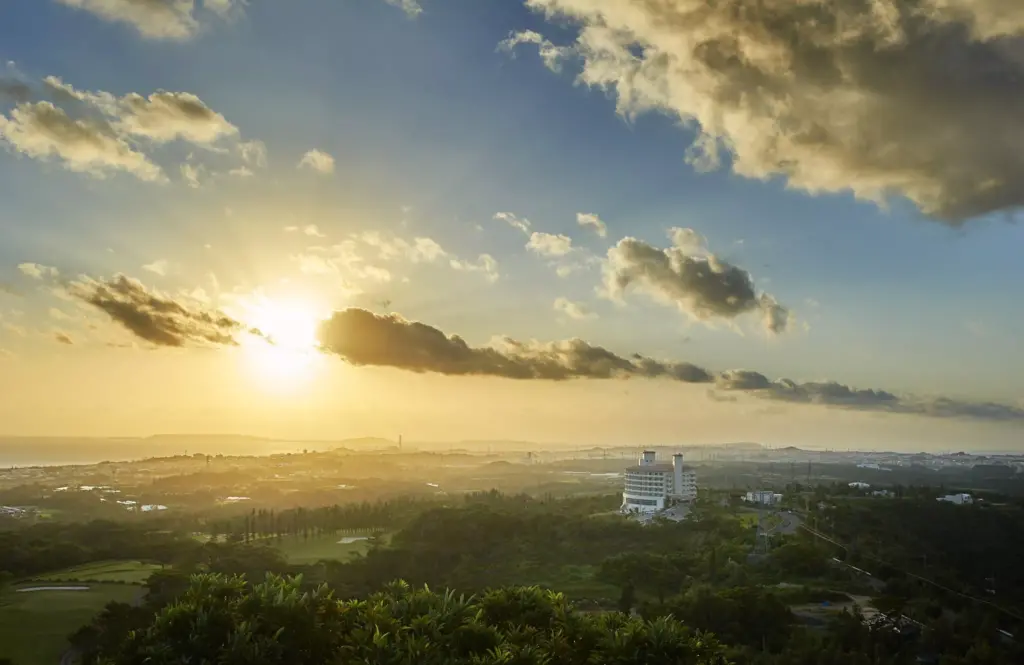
621,451,697,515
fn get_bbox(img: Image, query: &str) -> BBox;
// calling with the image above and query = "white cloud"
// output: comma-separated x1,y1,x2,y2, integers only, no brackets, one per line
237,139,267,167
180,162,203,188
228,166,253,177
17,263,59,280
383,0,422,18
527,231,573,257
359,232,447,263
1,75,252,182
512,0,1024,222
450,254,500,283
494,211,531,234
298,149,335,175
49,307,72,321
498,30,573,73
554,297,596,320
142,259,169,276
576,212,607,238
295,241,392,283
44,77,238,146
54,0,198,40
0,102,164,181
114,91,238,144
303,224,326,238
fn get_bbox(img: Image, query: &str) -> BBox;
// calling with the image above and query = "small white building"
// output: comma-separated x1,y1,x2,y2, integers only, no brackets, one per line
621,451,697,514
849,482,871,490
938,493,973,505
745,490,782,505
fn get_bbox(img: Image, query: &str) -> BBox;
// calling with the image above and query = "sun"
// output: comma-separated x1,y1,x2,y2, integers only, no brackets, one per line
240,300,323,384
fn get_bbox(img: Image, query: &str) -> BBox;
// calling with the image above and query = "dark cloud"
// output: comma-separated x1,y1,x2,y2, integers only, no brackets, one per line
54,332,74,345
316,308,715,383
70,274,244,347
604,229,789,333
317,308,1024,423
513,0,1024,222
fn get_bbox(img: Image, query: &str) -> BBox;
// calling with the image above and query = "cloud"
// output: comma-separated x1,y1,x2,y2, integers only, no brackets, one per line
359,232,446,263
527,231,573,257
112,91,238,144
449,254,500,283
554,297,596,320
0,102,164,181
313,308,1024,423
383,0,423,18
510,0,1024,222
52,0,247,40
142,259,169,276
180,162,203,188
298,149,335,174
54,331,74,345
44,77,238,145
303,225,326,238
1,74,249,182
318,308,709,381
49,308,72,321
54,0,198,40
603,228,790,334
294,241,392,283
69,274,246,347
576,212,607,238
238,139,267,167
494,211,531,234
17,263,59,280
498,29,574,73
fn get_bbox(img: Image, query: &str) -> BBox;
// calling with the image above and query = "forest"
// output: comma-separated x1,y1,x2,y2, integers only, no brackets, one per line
12,490,1011,665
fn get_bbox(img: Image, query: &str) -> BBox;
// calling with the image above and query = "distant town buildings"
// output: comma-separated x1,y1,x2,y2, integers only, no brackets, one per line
849,482,871,490
621,451,697,515
744,490,783,505
938,493,974,505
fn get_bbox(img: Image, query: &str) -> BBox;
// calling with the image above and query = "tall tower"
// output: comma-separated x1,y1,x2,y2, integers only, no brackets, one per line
673,453,685,495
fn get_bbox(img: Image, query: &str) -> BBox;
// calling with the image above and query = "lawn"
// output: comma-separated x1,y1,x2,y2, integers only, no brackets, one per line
274,533,386,565
32,560,163,584
0,583,142,665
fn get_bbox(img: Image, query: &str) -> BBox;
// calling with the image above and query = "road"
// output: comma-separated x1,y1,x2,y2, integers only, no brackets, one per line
773,511,803,535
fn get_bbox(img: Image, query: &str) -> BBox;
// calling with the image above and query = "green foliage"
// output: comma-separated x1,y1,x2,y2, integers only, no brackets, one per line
105,574,728,665
645,586,795,653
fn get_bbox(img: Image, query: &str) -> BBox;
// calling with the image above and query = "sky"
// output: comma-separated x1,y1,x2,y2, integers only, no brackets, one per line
2,0,1024,450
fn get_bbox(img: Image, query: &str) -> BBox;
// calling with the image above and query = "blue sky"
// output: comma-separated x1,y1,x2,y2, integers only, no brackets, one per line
1,0,1023,447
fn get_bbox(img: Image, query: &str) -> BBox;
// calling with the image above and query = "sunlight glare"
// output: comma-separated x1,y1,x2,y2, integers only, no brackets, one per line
241,300,323,386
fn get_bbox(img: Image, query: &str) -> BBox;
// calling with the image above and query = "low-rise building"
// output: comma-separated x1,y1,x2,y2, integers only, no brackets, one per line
745,490,782,505
621,451,697,515
938,493,973,505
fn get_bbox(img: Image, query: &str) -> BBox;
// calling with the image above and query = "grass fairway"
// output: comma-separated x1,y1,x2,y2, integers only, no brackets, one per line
0,583,142,665
275,533,384,565
33,560,163,584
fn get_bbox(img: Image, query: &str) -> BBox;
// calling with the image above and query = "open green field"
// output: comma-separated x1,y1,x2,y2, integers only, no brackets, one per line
274,533,386,565
0,583,142,665
32,560,163,584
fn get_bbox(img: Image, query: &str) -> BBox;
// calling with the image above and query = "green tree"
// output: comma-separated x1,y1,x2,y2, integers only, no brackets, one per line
105,574,728,665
